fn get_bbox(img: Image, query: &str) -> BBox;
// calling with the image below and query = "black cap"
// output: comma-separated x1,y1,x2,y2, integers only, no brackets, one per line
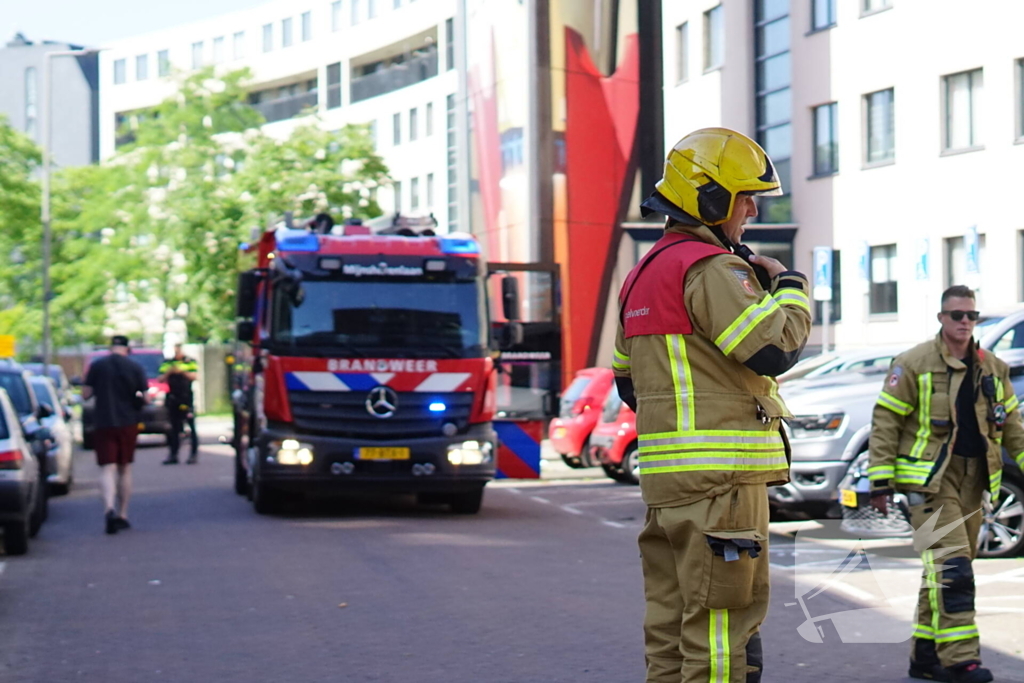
110,335,129,347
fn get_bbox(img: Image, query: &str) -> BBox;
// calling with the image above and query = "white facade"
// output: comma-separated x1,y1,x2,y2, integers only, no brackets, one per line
663,0,1024,350
98,0,458,230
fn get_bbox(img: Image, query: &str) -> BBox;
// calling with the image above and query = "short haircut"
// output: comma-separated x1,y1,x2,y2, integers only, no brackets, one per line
941,285,975,307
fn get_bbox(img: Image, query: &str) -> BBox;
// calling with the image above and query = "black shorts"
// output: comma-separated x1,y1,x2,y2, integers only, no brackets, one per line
94,426,139,466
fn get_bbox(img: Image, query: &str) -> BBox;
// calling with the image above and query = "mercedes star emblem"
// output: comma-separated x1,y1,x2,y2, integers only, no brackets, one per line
366,386,399,419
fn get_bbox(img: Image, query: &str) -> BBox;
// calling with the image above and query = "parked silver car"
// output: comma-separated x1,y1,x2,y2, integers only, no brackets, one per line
0,388,45,555
28,375,74,495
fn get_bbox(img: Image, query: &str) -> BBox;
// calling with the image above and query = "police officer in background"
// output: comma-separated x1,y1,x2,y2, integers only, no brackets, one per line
869,285,1024,683
160,344,199,465
613,128,812,683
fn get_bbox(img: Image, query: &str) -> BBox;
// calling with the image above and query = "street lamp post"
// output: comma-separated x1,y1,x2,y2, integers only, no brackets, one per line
40,48,102,379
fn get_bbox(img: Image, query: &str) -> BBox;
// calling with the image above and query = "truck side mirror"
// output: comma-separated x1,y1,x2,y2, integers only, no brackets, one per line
237,320,255,343
497,322,524,351
501,276,521,321
236,270,261,319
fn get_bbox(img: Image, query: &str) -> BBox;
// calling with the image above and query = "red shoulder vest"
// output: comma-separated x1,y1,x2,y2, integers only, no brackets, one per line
618,233,729,339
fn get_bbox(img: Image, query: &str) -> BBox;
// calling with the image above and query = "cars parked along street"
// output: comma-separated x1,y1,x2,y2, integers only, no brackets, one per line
548,367,613,468
27,375,74,495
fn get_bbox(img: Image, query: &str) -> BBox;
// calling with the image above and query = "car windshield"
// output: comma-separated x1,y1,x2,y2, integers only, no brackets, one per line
29,378,54,407
0,399,8,440
23,363,64,385
271,279,486,358
0,373,32,416
601,389,623,423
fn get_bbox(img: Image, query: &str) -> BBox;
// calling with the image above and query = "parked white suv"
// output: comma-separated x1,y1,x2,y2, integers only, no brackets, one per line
0,388,45,555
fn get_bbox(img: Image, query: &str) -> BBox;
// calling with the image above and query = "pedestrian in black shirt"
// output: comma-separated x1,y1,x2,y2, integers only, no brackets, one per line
160,344,199,465
83,335,149,534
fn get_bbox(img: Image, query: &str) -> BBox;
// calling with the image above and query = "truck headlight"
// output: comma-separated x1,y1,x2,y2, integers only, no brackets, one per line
269,439,314,465
788,413,845,440
447,440,493,466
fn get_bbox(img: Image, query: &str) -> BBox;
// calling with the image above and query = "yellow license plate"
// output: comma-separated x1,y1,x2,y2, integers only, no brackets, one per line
553,428,567,438
840,489,858,508
357,447,411,461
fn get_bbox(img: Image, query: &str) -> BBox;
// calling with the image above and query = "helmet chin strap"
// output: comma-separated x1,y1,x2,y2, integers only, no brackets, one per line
709,225,737,253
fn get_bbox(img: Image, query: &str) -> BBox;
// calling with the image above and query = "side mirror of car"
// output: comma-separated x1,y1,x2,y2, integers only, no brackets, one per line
37,403,54,420
237,320,256,343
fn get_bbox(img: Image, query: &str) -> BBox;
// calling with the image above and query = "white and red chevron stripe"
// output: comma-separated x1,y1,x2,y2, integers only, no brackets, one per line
275,357,486,393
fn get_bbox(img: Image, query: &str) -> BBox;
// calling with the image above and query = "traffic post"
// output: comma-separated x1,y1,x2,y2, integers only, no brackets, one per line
812,246,833,354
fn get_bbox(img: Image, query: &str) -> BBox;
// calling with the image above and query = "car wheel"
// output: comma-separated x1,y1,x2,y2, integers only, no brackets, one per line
29,483,45,538
49,481,70,496
601,463,622,482
560,453,583,469
251,474,282,515
978,480,1024,559
620,445,640,486
4,518,29,555
449,488,484,514
579,438,596,468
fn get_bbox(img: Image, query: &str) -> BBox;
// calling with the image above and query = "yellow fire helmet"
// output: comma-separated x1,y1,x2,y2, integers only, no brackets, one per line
640,127,782,227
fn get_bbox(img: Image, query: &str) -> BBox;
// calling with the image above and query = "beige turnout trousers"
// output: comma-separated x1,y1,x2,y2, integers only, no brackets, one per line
638,484,770,683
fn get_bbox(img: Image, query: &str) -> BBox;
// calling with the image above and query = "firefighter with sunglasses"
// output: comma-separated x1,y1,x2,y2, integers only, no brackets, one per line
869,285,1024,683
614,128,811,682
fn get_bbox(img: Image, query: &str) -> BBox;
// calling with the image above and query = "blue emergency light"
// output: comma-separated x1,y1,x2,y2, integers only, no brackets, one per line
429,402,447,413
439,236,480,255
275,229,320,252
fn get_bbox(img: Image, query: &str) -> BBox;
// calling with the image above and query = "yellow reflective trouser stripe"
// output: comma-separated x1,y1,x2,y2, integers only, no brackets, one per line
877,391,913,416
715,294,780,356
936,626,980,642
1006,395,1020,413
612,349,630,371
910,373,933,459
926,550,941,637
867,464,895,481
773,287,810,312
709,609,730,682
665,335,694,432
1016,452,1024,470
990,471,1002,500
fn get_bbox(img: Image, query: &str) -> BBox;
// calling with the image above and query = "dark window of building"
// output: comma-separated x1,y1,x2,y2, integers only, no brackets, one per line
114,58,126,84
302,11,312,41
704,5,724,71
136,54,148,80
813,0,837,30
282,18,294,47
327,62,342,109
393,180,402,212
943,69,983,151
754,0,792,223
427,173,434,208
425,102,433,136
263,23,274,52
865,88,895,163
332,1,342,31
409,107,418,141
813,250,842,323
869,244,898,315
191,41,204,69
863,0,893,14
158,50,170,76
675,22,688,83
813,102,838,175
393,112,401,145
446,18,455,71
411,177,420,210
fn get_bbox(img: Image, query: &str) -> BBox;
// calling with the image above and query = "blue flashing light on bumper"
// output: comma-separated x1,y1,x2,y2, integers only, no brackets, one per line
439,236,480,255
275,229,320,252
429,402,447,412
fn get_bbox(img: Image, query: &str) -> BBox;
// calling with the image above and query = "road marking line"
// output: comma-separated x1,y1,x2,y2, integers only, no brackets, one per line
0,562,5,578
560,505,583,515
505,488,522,495
531,496,551,504
601,520,626,529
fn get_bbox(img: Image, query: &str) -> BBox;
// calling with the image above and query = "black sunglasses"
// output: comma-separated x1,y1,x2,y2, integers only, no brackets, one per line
941,310,980,322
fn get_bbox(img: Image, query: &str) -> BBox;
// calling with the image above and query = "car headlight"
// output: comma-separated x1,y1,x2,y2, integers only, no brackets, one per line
787,413,845,439
447,440,493,466
147,387,167,404
269,439,314,466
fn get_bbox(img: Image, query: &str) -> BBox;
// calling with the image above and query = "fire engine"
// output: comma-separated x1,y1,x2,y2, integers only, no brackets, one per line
231,214,559,514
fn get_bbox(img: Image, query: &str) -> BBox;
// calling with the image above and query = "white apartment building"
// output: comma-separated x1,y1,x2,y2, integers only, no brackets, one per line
98,0,460,231
662,0,1024,350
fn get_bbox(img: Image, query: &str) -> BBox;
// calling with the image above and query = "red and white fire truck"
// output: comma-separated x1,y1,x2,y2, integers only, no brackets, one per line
231,215,560,514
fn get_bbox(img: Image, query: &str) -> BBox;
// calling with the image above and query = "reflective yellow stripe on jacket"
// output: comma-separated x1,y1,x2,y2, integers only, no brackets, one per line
877,391,913,416
909,373,933,460
612,349,631,372
773,287,810,312
714,294,780,357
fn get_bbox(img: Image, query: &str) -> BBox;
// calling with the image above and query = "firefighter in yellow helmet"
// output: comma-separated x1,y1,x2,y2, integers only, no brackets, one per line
613,128,812,682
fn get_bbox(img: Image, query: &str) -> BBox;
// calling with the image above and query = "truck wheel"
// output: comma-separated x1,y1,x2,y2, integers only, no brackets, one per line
251,477,282,515
449,488,484,514
4,518,29,555
234,453,249,496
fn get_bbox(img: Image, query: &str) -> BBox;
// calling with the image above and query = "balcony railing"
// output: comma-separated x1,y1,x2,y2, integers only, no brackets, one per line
350,49,438,103
253,91,319,124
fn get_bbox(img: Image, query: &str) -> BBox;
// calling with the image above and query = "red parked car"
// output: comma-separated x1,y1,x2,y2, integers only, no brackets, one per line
548,367,614,468
589,388,638,484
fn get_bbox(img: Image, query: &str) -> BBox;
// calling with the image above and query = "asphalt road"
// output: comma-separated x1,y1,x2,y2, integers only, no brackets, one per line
1,431,1023,682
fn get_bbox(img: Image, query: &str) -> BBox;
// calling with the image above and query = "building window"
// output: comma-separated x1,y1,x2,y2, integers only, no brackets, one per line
24,67,37,137
191,41,204,69
865,88,895,164
869,244,898,315
426,173,434,208
446,18,455,71
158,50,170,76
675,22,688,83
425,102,433,136
409,107,418,141
1018,59,1024,140
393,112,401,145
703,5,724,71
943,69,983,152
393,180,402,212
754,0,791,223
813,250,841,323
447,93,458,230
813,0,837,30
863,0,892,14
114,58,127,84
813,102,838,175
282,18,294,47
946,234,985,290
351,0,361,25
411,177,420,210
302,12,312,41
212,36,225,64
395,0,402,7
327,63,342,109
368,0,377,19
136,54,148,80
233,32,245,60
263,24,273,52
332,1,342,31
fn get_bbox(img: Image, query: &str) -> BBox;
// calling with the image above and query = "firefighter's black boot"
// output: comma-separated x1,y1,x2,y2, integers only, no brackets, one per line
947,661,993,683
909,639,951,682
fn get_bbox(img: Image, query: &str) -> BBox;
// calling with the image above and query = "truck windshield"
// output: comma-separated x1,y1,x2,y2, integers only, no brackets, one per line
271,280,486,358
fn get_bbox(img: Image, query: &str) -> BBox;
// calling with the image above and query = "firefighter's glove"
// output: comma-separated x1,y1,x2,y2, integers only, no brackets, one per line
870,492,891,516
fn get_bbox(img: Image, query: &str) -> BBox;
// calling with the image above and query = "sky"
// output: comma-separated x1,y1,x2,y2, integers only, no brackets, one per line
0,0,267,47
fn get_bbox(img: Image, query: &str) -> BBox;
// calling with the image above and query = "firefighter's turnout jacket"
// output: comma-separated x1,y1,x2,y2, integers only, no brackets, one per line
613,224,813,508
868,335,1024,500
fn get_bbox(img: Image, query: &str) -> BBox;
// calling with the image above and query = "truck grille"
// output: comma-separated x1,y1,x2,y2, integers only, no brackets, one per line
288,391,474,439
